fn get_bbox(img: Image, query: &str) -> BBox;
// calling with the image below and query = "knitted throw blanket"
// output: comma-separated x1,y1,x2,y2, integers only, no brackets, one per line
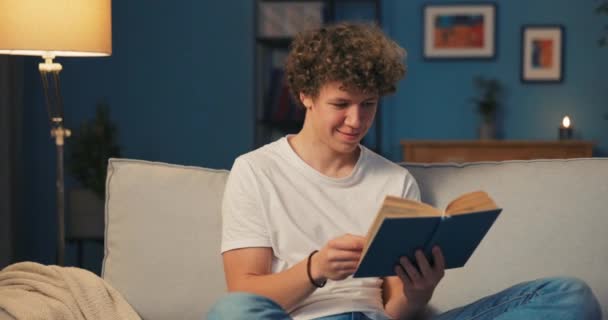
0,262,141,320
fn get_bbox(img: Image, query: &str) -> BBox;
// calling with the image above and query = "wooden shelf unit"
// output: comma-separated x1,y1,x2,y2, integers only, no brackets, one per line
401,140,594,163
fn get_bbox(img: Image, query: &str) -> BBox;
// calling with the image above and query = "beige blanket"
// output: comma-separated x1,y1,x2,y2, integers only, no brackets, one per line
0,262,141,320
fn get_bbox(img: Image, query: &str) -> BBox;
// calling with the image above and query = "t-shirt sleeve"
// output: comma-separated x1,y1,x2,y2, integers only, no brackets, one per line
220,157,272,253
402,172,421,202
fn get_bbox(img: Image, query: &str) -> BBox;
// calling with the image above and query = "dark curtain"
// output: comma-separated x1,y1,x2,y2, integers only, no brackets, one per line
0,56,23,268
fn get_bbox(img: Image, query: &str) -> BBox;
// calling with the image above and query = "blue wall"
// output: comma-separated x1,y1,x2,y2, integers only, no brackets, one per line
381,0,608,160
18,0,608,266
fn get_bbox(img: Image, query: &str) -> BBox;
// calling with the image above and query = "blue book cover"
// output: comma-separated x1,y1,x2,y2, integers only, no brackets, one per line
353,192,501,278
423,209,502,269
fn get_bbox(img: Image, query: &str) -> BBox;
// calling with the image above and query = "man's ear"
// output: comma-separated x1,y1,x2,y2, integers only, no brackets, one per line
299,92,313,109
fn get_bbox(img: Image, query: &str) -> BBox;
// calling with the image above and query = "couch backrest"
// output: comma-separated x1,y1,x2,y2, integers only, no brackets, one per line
102,159,229,320
103,158,608,319
406,158,608,316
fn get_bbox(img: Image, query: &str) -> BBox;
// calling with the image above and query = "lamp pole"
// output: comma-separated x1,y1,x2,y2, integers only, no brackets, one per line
51,120,70,266
40,56,70,265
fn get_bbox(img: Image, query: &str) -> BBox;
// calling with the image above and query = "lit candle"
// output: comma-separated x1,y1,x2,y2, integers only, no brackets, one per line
559,116,573,140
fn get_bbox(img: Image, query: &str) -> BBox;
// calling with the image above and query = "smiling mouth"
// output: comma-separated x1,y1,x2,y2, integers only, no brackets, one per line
337,130,360,139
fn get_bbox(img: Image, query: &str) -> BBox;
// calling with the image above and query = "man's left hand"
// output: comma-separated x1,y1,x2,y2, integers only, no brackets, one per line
394,246,446,310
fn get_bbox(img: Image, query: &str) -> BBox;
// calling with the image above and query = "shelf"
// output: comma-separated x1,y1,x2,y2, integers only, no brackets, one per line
400,140,595,163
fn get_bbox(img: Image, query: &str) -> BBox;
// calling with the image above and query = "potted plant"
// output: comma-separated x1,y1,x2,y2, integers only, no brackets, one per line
471,76,503,140
67,102,121,241
596,1,608,46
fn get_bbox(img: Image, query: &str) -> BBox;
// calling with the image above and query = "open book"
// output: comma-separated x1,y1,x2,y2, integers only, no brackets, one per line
353,191,502,278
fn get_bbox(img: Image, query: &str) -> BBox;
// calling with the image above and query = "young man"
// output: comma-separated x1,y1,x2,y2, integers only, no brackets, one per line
209,23,601,320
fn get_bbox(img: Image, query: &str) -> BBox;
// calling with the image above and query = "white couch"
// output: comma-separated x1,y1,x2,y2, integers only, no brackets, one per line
101,158,608,319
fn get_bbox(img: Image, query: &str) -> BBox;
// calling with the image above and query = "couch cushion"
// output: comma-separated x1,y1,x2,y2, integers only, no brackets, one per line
404,158,608,316
102,159,229,320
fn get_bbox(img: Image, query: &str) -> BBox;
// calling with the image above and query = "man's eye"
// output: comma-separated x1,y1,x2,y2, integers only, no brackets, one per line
363,102,378,108
332,103,348,108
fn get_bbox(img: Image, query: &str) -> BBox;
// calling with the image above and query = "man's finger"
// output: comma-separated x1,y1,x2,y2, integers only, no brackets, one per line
332,261,360,271
394,264,412,287
400,257,421,283
331,234,366,251
415,250,433,278
432,246,446,272
327,250,361,262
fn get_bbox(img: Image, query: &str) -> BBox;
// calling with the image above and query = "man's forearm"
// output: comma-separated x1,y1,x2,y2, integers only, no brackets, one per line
228,257,317,312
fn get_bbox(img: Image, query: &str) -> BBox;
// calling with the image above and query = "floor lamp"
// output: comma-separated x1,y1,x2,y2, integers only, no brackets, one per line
0,0,112,265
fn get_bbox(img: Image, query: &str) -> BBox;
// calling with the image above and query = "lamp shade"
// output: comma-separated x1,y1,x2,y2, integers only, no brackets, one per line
0,0,112,57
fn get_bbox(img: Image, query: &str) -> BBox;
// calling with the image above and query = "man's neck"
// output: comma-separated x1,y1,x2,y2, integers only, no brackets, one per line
287,131,360,179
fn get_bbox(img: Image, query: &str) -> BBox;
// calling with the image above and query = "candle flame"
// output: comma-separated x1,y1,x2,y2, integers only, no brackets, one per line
562,116,571,128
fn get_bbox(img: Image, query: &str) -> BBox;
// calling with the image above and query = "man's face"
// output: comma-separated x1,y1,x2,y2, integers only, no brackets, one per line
300,81,379,154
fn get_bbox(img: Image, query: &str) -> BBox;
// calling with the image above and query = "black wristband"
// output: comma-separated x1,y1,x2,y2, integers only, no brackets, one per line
306,250,327,288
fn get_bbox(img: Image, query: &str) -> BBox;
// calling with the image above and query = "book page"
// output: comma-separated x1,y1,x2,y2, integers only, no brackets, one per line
383,196,443,217
445,191,497,215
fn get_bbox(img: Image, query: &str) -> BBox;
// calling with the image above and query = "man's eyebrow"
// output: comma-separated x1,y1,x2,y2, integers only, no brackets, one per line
328,97,378,102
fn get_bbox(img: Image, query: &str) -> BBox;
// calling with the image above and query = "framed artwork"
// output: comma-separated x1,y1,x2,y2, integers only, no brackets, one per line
521,25,565,83
423,3,496,59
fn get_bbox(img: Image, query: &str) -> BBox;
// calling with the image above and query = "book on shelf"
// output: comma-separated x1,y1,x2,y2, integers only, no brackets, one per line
264,68,304,125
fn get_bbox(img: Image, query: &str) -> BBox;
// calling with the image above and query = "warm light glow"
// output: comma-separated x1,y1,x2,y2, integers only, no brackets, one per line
562,116,571,128
0,0,112,57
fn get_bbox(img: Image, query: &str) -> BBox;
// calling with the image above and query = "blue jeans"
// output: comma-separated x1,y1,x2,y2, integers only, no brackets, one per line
207,277,602,320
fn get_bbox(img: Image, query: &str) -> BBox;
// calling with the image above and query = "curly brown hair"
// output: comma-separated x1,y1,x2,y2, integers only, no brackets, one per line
285,22,406,107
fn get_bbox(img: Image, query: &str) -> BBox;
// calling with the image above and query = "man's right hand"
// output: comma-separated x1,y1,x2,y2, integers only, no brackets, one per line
311,234,366,282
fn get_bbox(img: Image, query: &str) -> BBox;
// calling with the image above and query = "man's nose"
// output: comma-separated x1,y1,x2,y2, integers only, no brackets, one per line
344,105,362,128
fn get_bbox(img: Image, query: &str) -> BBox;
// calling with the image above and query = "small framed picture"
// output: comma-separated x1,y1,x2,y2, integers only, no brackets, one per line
423,3,496,59
521,25,565,83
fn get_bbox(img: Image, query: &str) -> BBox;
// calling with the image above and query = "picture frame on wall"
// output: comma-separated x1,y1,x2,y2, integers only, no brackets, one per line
423,3,496,59
521,25,565,83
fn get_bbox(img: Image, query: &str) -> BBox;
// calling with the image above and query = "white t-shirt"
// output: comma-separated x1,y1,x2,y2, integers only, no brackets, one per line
221,136,420,320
